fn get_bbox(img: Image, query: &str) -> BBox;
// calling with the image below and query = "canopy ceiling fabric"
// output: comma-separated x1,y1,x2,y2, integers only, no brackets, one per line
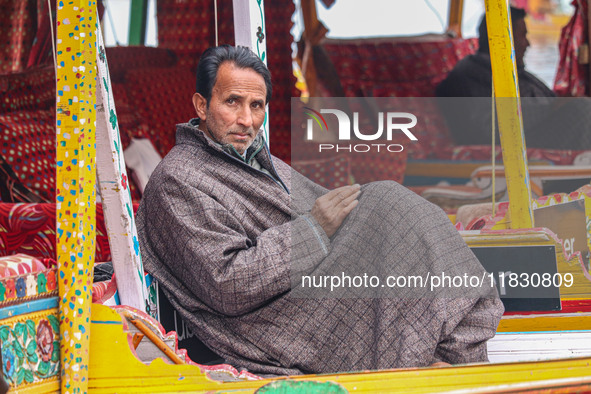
0,0,104,74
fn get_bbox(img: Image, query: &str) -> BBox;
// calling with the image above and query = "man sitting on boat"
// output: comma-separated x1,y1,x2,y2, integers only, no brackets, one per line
437,7,552,99
136,45,504,375
436,6,591,149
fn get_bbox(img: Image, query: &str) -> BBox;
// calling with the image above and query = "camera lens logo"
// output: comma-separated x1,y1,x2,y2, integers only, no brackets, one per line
302,106,418,154
304,107,328,140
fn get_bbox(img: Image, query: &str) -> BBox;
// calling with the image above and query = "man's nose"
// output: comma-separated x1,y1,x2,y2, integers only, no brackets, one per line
236,106,254,127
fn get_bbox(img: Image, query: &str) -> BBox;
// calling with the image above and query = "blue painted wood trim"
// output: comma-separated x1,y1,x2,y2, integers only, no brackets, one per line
0,297,59,320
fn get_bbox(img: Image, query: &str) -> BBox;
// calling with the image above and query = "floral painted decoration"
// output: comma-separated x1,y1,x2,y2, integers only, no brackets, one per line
46,271,56,292
5,280,15,300
36,319,53,363
1,314,60,386
37,273,47,294
15,278,26,298
2,345,17,383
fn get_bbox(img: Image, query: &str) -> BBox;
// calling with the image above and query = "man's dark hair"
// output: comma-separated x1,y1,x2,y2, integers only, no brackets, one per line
196,45,272,105
478,6,527,53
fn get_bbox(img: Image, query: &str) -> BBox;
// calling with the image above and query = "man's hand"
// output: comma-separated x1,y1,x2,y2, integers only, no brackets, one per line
311,184,361,238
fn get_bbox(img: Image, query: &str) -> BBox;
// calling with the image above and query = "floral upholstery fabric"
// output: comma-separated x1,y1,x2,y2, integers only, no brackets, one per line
0,65,56,203
0,204,56,259
0,154,42,203
0,64,146,203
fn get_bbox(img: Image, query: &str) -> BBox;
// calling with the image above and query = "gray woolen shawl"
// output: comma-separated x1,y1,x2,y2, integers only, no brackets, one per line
136,120,504,375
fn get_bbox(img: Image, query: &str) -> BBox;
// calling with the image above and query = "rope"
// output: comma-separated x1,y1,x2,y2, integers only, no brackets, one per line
48,0,57,71
423,0,446,32
214,0,219,46
491,82,496,217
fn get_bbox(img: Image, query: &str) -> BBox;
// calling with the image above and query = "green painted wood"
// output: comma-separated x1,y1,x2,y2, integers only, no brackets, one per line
128,0,147,45
255,380,348,393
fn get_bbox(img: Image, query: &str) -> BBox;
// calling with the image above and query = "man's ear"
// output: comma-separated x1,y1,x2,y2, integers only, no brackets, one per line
192,93,207,120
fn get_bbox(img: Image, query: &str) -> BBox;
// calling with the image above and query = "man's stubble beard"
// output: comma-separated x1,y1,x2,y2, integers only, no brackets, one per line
206,123,258,155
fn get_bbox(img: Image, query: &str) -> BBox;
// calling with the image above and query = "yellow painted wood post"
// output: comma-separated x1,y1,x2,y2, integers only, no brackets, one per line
484,0,534,229
56,1,97,392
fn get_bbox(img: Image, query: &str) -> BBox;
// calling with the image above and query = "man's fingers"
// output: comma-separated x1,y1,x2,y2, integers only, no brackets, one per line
335,193,359,225
312,185,360,237
340,199,359,217
327,184,360,203
340,190,360,207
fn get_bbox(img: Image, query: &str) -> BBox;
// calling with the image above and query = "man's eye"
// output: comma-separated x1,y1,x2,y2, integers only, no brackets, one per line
227,98,236,104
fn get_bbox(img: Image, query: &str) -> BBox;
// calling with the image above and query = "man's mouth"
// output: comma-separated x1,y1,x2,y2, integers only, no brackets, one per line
230,130,254,140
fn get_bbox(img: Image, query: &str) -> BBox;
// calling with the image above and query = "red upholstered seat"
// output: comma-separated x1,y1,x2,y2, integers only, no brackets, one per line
124,66,196,158
110,83,149,150
0,109,55,202
320,37,479,160
0,64,55,113
348,150,407,185
292,155,352,189
105,46,178,83
291,138,407,186
323,37,478,95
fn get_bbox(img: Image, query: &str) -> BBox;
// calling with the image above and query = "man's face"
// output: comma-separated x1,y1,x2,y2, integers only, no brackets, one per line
512,18,530,68
192,62,267,155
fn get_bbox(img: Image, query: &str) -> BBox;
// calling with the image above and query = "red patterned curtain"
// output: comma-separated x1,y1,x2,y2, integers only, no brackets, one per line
26,0,56,69
0,0,39,73
554,0,589,96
